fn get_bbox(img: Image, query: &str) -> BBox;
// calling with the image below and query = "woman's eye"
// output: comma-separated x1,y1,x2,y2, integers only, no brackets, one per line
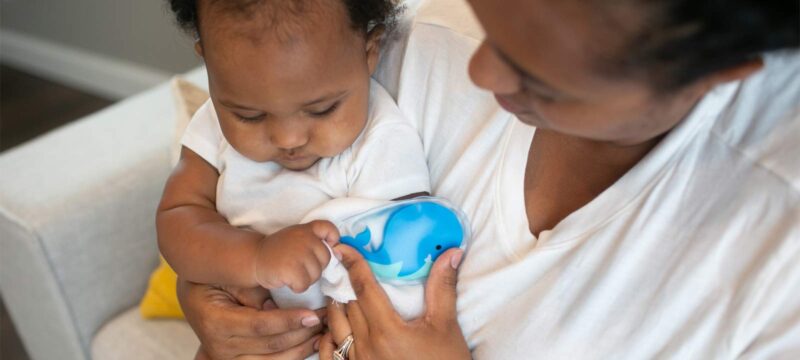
309,102,340,118
234,113,265,123
534,92,558,103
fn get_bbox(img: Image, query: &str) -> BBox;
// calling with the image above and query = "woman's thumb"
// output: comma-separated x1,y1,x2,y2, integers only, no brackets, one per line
424,248,463,323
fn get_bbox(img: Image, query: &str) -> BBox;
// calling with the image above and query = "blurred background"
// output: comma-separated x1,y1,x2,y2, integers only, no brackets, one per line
1,1,200,358
0,0,201,151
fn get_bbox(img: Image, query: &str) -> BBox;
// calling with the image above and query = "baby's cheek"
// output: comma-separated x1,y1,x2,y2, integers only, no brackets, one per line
236,141,277,163
314,122,358,156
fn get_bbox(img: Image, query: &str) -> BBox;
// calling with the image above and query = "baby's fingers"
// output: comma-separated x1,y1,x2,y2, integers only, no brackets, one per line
309,220,340,246
287,268,314,293
312,238,333,268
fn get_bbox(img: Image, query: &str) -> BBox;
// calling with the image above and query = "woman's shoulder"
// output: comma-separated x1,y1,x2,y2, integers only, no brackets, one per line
710,50,800,192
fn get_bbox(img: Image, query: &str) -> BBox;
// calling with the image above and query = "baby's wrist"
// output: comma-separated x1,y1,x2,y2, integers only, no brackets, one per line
252,234,273,288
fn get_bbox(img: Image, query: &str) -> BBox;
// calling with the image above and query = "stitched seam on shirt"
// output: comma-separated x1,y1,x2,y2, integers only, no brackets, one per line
708,127,800,195
493,119,529,262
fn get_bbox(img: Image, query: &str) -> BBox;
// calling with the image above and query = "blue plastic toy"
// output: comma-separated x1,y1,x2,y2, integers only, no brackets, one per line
339,197,468,284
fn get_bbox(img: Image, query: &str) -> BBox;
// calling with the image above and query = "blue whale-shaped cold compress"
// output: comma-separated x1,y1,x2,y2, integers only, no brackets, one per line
340,201,465,282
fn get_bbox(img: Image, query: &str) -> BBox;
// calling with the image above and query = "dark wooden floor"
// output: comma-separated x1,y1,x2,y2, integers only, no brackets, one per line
1,64,114,152
1,299,29,360
1,63,114,359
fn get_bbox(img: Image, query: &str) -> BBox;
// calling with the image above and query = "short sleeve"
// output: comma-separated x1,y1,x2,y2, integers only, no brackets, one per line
346,81,431,199
180,99,224,170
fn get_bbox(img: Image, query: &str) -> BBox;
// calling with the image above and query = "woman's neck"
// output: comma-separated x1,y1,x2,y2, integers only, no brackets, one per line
524,129,664,237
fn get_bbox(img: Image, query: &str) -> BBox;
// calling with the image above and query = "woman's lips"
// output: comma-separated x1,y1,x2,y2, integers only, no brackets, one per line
495,93,528,115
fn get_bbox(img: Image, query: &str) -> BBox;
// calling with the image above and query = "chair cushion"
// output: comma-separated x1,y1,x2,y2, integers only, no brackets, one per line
91,307,198,359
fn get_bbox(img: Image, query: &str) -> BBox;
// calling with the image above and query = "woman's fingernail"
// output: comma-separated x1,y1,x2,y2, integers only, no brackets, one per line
313,337,321,351
302,316,320,327
450,251,464,269
333,248,343,261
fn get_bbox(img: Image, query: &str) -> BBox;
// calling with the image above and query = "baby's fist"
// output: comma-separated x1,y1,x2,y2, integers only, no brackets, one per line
254,220,340,292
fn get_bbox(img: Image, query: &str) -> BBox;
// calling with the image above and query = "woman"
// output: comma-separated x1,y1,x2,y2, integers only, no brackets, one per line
179,0,800,358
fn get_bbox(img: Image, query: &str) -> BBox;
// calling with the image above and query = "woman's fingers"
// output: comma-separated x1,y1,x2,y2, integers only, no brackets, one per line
235,334,321,360
334,244,401,325
423,248,463,324
225,326,322,355
345,300,370,340
271,333,322,360
326,299,354,343
223,305,323,337
318,332,336,360
223,284,271,309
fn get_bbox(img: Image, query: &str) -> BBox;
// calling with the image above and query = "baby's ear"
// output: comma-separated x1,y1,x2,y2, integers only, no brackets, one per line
366,26,384,75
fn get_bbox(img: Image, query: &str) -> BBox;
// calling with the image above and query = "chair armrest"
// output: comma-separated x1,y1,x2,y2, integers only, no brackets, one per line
0,68,207,359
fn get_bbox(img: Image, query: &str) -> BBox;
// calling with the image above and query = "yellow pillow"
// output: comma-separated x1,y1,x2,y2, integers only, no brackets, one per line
139,257,184,319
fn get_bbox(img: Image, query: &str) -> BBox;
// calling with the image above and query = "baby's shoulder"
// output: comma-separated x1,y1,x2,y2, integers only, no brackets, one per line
356,80,420,147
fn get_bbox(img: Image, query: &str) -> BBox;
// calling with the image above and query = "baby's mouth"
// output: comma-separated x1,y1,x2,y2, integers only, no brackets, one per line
282,148,304,159
280,150,315,164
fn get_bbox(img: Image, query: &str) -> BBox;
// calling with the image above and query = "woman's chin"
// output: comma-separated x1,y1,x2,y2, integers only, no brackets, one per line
512,112,549,129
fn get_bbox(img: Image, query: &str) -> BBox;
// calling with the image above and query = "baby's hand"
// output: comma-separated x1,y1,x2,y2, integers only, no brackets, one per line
254,220,340,293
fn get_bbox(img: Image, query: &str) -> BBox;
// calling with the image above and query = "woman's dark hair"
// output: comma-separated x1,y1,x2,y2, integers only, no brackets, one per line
167,0,400,38
622,0,800,91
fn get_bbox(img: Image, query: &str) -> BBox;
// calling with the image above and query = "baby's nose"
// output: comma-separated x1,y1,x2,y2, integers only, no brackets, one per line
269,126,308,150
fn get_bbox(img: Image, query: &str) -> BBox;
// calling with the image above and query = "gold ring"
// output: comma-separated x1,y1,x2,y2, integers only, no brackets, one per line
332,334,354,360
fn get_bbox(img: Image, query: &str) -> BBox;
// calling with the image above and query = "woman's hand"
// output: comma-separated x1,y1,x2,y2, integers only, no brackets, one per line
177,278,326,359
319,245,471,360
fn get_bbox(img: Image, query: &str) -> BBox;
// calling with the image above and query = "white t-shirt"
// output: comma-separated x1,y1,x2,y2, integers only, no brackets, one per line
373,5,800,359
181,79,430,238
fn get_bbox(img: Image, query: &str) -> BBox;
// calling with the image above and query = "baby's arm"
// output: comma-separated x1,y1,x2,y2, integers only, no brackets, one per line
157,147,337,291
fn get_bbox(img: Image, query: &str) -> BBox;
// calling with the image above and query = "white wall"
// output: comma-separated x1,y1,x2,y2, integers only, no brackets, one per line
0,0,201,99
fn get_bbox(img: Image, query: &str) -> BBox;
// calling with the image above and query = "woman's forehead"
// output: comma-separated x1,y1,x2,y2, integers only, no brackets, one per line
469,0,648,94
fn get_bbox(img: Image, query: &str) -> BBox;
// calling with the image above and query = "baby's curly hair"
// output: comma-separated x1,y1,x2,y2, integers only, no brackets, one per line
167,0,400,38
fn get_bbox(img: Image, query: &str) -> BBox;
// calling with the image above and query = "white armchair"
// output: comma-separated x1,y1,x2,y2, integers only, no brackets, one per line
0,68,207,359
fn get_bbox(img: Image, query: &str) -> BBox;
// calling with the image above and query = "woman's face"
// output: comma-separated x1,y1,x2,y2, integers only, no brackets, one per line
467,0,706,146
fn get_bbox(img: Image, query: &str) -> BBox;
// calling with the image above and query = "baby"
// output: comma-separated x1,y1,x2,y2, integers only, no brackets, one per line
157,0,430,323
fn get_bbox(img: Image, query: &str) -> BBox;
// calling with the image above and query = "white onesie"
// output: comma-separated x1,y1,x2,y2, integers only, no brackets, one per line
181,79,431,311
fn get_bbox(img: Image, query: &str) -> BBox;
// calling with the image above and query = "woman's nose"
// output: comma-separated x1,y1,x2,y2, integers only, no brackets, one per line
269,121,309,150
468,41,521,95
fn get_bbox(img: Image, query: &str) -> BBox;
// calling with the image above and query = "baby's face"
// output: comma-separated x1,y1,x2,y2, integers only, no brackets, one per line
198,1,380,170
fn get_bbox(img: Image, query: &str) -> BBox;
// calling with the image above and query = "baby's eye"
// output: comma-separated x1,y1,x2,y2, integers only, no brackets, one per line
234,113,266,123
308,102,340,118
